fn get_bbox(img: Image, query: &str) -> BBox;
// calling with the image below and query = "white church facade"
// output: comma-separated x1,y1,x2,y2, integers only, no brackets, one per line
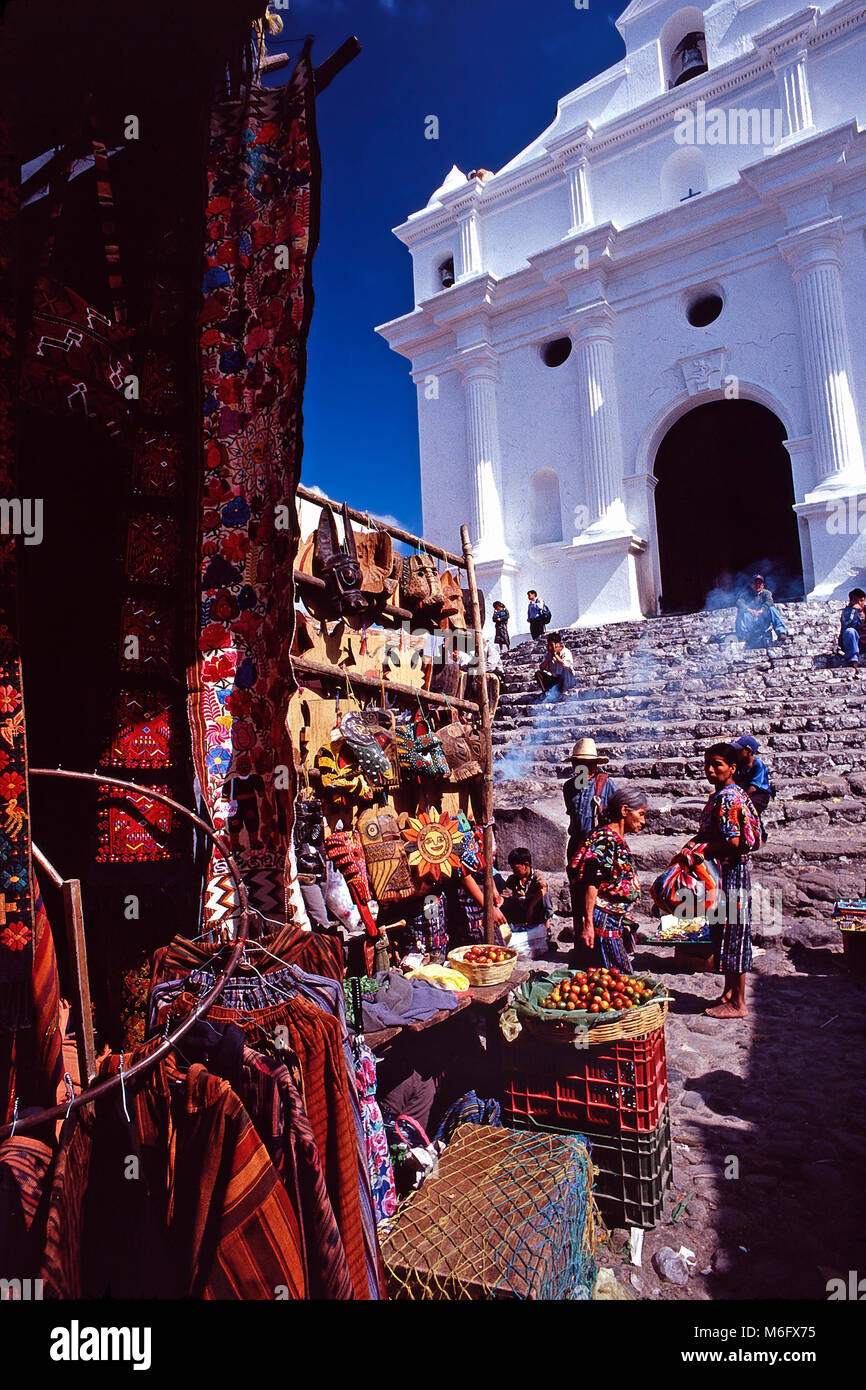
377,0,866,634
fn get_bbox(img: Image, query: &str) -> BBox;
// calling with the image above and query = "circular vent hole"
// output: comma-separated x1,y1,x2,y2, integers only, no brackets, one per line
687,293,723,327
541,337,572,367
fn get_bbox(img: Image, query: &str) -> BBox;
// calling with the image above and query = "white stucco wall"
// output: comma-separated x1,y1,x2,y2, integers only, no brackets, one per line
377,0,866,631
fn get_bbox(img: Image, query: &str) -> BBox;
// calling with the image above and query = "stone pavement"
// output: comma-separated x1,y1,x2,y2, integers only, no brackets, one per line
489,600,866,1300
539,918,866,1301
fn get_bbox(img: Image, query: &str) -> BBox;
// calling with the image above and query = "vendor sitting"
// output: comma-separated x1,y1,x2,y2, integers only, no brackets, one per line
501,848,550,928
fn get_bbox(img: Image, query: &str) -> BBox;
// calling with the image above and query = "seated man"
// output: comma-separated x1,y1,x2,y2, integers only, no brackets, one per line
501,848,550,929
735,574,788,647
536,635,577,698
838,587,866,668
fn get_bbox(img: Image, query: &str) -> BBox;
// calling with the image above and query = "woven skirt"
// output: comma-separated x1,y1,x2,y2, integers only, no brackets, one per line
569,906,633,974
710,857,753,974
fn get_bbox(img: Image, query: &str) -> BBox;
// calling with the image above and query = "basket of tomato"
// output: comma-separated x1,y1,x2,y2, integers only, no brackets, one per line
448,943,518,986
516,967,669,1043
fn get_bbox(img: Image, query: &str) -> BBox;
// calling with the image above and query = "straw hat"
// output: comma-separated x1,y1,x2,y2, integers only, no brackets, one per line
570,737,608,764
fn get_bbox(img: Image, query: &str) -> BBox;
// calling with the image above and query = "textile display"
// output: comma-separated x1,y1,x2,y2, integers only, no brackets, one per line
0,658,35,1031
41,1048,308,1300
352,1038,398,1225
0,118,37,1043
188,51,320,926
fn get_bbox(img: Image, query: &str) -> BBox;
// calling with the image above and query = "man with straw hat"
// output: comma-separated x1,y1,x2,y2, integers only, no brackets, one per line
561,738,618,942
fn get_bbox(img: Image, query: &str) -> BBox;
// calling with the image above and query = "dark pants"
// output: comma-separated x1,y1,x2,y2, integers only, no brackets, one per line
538,668,577,695
529,618,547,639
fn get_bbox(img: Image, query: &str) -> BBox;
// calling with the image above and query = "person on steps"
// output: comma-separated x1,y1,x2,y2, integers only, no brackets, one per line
527,591,549,641
735,574,788,647
561,739,618,942
536,635,576,698
695,742,762,1019
492,600,510,652
567,788,648,974
838,588,866,670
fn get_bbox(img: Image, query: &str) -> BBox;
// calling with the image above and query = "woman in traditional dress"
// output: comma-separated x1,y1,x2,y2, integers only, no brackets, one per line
568,788,648,973
696,742,762,1019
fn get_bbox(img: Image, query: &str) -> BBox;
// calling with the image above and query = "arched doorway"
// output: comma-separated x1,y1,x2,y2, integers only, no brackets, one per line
653,399,804,613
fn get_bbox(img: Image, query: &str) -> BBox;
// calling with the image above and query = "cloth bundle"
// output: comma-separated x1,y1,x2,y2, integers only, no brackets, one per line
360,970,461,1031
650,841,722,917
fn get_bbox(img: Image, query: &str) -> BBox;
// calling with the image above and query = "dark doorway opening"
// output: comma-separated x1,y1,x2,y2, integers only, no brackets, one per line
653,399,804,614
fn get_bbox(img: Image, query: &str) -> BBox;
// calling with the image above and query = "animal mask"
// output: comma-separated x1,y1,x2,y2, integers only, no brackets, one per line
314,503,368,617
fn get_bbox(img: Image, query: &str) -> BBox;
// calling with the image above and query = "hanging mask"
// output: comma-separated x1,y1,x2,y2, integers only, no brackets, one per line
314,503,369,618
293,796,327,879
358,808,414,903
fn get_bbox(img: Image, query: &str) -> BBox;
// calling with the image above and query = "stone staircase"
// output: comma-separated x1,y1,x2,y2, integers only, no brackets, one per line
491,599,865,939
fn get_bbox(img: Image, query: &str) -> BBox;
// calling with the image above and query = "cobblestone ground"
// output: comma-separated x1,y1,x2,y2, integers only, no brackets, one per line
543,920,866,1301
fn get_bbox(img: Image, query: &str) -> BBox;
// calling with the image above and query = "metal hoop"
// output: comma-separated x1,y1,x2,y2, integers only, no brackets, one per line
0,768,254,1140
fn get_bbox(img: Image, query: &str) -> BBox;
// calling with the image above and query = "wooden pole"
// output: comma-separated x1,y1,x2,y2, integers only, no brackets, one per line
292,656,481,714
31,843,97,1086
61,879,98,1086
460,525,495,945
297,483,466,569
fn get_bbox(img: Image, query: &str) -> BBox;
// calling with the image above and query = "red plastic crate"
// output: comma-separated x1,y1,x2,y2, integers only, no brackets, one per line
502,1026,668,1134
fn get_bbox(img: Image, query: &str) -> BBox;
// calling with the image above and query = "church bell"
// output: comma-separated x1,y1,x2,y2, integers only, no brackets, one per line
672,32,708,87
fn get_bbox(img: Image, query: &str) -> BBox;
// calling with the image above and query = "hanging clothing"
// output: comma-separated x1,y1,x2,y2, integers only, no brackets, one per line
41,1049,307,1300
239,1047,354,1300
165,989,381,1300
351,1039,397,1226
149,922,343,999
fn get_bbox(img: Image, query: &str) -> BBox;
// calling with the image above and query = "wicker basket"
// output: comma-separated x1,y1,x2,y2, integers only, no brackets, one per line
521,997,669,1046
448,945,518,986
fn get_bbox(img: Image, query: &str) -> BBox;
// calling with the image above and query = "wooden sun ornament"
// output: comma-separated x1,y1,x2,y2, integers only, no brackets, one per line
401,808,462,879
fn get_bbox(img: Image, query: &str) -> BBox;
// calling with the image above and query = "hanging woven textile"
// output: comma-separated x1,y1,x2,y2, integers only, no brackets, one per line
188,46,320,928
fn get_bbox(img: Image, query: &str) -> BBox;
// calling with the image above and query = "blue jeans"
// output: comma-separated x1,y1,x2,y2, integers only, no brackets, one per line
736,606,787,643
842,626,860,663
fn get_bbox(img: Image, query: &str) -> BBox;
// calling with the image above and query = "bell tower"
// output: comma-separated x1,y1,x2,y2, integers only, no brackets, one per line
615,2,712,107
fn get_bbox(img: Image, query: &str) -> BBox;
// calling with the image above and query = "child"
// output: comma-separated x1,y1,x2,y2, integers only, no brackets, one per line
492,600,510,652
501,848,550,929
731,734,774,816
526,591,549,640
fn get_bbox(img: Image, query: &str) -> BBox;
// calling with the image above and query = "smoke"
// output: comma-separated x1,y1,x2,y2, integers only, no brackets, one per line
494,684,571,784
703,558,804,611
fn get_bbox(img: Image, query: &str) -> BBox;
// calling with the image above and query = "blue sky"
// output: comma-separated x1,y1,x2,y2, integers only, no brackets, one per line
267,0,625,535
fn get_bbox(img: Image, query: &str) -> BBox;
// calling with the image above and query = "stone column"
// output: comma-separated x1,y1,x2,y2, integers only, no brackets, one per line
778,219,866,490
756,11,817,145
456,210,482,280
565,156,593,236
571,303,629,531
459,347,506,559
775,46,814,141
545,122,595,240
